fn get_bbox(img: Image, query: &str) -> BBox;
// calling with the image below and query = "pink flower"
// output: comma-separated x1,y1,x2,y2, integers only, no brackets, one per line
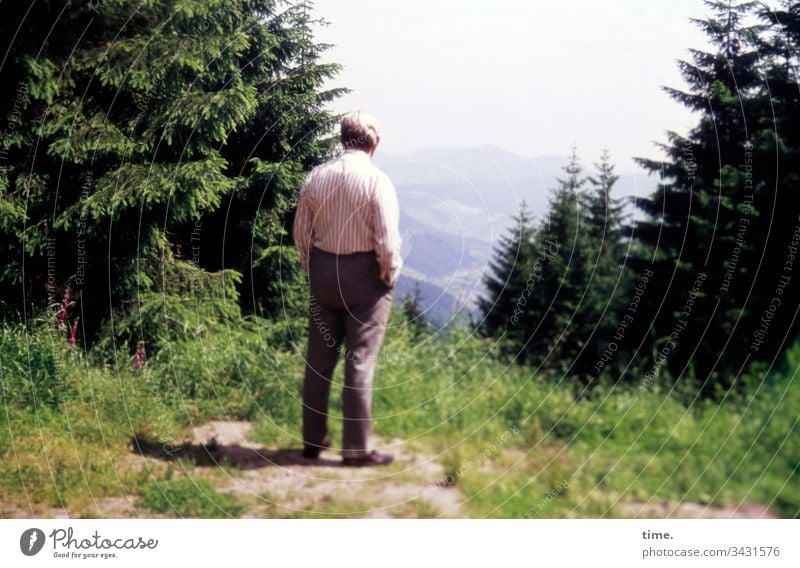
56,287,72,330
68,320,79,346
133,342,147,369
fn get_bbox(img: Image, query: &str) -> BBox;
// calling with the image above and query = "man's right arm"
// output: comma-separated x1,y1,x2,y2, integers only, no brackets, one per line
292,173,315,271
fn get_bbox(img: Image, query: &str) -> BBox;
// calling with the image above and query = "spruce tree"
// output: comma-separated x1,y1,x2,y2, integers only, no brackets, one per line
525,148,595,377
581,150,631,384
632,0,769,394
477,201,539,356
745,0,800,380
0,1,342,345
585,150,625,247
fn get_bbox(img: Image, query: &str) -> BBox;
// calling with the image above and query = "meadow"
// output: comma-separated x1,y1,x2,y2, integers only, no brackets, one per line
1,300,797,519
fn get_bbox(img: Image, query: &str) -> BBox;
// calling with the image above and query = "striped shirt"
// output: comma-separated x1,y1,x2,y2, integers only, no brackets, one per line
293,148,403,287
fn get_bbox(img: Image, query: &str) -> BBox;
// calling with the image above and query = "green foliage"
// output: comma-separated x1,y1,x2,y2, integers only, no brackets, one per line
1,316,798,517
633,0,800,395
478,149,631,386
532,148,599,378
0,317,73,410
0,337,180,511
89,251,305,422
0,0,343,340
139,478,245,518
477,201,539,349
92,253,244,363
400,282,430,336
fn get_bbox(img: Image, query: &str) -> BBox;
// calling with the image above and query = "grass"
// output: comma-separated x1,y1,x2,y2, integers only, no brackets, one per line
1,311,798,518
139,478,245,518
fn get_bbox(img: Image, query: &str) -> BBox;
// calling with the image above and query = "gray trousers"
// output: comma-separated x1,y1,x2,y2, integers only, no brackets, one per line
302,247,393,458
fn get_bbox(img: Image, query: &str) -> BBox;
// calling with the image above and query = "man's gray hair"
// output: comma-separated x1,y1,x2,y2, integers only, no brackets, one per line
340,111,380,151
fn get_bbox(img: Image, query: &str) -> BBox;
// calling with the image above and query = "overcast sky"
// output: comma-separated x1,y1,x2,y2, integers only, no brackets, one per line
312,0,713,171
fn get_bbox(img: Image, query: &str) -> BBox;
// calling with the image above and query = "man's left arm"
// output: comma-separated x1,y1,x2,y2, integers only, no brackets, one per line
372,173,403,288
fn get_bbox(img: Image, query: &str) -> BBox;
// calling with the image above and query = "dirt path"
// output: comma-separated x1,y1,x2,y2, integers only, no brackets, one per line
189,421,463,518
3,420,777,519
2,420,463,519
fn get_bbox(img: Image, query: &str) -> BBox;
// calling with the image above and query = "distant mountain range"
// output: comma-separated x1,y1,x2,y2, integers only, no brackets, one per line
373,145,657,327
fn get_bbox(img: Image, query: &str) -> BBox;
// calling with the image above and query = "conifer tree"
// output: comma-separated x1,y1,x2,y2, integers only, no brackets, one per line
477,201,539,354
0,1,342,342
632,0,770,394
531,148,598,380
585,150,625,247
743,0,800,378
581,151,631,383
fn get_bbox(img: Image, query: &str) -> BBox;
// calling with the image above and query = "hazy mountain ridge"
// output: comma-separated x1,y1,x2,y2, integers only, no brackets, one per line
380,145,656,327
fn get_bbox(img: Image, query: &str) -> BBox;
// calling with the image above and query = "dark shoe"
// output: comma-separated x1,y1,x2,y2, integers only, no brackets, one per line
341,450,394,467
302,436,332,459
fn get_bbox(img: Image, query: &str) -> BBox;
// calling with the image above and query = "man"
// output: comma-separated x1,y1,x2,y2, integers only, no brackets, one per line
293,111,402,467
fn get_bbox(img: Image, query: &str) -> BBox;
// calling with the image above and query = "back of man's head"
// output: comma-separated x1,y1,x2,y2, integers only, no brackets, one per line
340,111,380,151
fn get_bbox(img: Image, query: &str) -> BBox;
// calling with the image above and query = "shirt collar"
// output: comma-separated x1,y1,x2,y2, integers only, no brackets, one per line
343,148,372,160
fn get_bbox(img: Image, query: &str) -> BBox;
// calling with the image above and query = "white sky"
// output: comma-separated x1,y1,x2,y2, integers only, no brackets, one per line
312,0,712,171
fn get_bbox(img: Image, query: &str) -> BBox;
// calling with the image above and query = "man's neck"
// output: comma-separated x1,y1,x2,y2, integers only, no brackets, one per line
343,147,372,159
